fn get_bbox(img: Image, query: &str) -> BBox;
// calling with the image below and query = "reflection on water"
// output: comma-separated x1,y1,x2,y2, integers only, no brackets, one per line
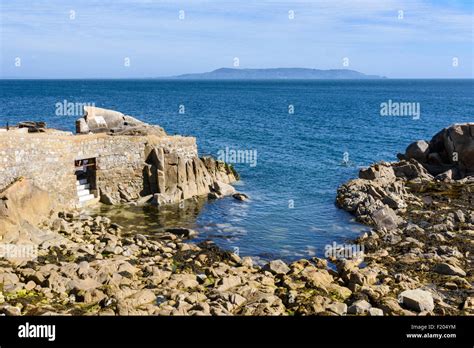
87,197,207,237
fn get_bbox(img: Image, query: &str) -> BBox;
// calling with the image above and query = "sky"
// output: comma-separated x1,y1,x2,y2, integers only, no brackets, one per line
0,0,473,78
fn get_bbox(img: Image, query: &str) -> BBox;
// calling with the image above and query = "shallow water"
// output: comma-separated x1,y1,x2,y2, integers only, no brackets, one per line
1,79,473,261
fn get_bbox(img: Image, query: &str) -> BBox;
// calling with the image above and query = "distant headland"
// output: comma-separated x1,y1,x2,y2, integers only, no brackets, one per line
170,67,386,80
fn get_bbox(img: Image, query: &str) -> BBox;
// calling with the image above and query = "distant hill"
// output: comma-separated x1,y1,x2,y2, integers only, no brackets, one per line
171,68,386,80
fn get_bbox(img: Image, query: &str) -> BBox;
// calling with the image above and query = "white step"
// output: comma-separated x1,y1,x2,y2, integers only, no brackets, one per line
76,183,90,190
78,193,95,203
77,189,90,197
77,179,88,185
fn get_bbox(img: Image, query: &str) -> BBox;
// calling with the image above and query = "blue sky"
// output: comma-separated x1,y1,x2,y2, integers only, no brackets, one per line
0,0,472,78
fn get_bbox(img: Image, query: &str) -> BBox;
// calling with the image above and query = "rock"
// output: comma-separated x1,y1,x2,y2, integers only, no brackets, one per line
371,206,401,230
100,192,118,205
434,263,466,277
435,169,454,181
405,140,430,163
134,234,147,243
25,280,36,291
216,275,242,292
463,297,474,310
454,210,465,223
379,297,405,315
136,194,153,205
229,293,247,306
263,260,290,275
241,257,253,268
327,284,352,301
232,193,249,201
76,106,164,136
78,107,126,133
0,178,52,246
403,123,474,178
151,193,174,206
129,289,156,306
359,163,396,182
165,227,197,239
347,300,372,315
166,274,199,289
369,307,384,316
382,194,406,210
326,302,347,315
399,289,434,312
67,278,101,293
46,272,68,294
393,160,432,180
439,123,474,176
213,181,236,196
301,268,334,290
0,305,21,316
208,192,220,200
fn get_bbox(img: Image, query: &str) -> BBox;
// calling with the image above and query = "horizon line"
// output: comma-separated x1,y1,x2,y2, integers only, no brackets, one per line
1,77,474,80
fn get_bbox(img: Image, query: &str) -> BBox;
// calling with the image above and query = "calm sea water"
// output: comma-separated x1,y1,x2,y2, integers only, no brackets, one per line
1,79,473,262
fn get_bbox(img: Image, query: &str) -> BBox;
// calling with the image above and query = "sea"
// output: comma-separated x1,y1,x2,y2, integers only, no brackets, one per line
1,79,472,262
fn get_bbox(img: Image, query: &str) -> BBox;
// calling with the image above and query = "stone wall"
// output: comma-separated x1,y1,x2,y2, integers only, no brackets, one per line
0,129,235,209
0,130,78,208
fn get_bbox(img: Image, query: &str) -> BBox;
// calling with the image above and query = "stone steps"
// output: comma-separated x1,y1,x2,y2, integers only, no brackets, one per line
77,178,88,185
78,193,95,203
76,179,95,206
77,188,91,197
76,183,90,190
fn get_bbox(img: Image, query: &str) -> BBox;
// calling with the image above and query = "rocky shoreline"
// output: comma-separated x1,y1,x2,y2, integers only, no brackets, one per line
0,124,472,316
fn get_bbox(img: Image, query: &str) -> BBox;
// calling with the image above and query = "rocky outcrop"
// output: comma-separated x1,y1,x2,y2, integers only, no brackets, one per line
136,147,237,206
335,124,473,316
401,123,474,179
337,123,473,228
0,178,68,263
76,106,166,137
336,159,433,229
0,178,52,243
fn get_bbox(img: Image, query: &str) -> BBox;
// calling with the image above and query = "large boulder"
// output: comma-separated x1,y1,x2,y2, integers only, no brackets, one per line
443,123,474,175
371,206,401,230
399,289,434,312
76,106,166,136
76,106,128,133
359,162,396,183
0,178,52,243
405,140,429,163
404,123,474,179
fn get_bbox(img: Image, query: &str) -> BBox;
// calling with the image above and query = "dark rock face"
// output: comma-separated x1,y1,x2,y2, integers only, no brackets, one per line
404,123,474,179
405,140,429,163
